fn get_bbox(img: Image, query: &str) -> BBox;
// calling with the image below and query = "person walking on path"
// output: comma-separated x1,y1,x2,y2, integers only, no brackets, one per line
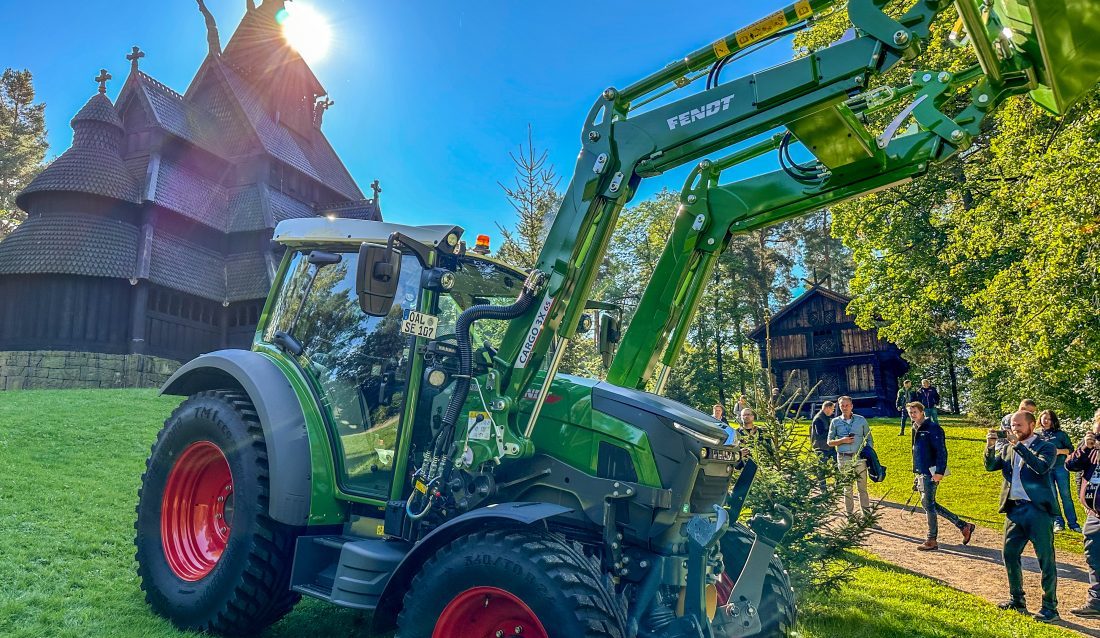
897,379,916,436
828,396,873,518
985,410,1060,623
909,401,976,550
1037,409,1080,532
811,401,837,492
1064,408,1100,619
916,378,942,424
1064,409,1100,616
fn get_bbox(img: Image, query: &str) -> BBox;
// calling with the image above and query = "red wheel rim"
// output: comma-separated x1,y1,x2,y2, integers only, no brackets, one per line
433,586,549,638
160,441,233,581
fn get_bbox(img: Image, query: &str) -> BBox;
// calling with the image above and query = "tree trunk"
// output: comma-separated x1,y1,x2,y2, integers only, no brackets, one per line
946,342,961,414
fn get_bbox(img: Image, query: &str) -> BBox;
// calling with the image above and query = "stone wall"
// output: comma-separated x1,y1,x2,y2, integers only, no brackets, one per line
0,351,180,390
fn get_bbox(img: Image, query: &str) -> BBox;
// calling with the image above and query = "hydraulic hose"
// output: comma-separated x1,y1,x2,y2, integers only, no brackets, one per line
435,271,545,485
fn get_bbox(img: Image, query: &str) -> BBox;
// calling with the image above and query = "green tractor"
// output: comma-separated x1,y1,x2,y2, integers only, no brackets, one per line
135,1,1100,637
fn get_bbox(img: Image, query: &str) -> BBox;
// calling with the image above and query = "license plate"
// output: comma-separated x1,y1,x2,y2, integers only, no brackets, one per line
401,310,438,339
711,448,738,462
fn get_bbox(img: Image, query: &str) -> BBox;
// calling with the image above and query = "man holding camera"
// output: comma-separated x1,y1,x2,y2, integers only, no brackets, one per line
910,402,975,550
1063,408,1100,618
985,410,1060,622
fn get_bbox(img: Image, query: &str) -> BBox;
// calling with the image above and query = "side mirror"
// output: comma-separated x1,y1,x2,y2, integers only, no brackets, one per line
597,312,621,368
357,242,402,316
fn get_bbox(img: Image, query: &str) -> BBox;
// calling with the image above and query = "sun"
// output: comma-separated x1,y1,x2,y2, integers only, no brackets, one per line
276,2,332,63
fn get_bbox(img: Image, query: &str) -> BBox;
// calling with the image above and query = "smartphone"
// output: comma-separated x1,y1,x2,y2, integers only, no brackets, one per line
995,430,1007,439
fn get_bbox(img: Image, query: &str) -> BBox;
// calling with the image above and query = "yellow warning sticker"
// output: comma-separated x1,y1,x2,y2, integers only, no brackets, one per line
712,38,731,59
794,0,813,20
375,524,385,536
735,10,789,48
415,480,428,494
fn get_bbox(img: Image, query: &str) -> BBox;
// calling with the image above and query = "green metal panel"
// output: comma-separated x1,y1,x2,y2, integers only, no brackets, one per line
997,0,1100,113
525,374,662,489
787,104,883,170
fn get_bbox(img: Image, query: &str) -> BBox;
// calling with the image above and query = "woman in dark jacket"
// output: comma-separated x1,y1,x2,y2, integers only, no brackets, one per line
1039,409,1080,532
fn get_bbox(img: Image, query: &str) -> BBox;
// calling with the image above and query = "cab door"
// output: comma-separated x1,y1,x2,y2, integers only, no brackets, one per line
263,249,426,500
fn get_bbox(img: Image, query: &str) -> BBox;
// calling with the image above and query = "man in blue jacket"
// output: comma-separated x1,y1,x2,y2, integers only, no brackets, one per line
916,378,942,424
909,402,975,550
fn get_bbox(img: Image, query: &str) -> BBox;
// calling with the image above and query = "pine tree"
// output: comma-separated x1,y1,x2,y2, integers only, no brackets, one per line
495,125,560,270
0,69,47,238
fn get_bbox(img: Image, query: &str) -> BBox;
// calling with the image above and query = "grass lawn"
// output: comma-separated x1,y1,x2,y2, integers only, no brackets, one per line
797,552,1074,638
0,389,1080,637
861,415,1086,555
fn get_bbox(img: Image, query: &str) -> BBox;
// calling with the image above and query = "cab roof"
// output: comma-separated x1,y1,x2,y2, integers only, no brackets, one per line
272,217,525,274
273,217,462,249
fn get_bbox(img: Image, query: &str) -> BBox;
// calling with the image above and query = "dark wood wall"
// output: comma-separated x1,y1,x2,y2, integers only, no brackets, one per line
0,275,131,353
0,275,265,362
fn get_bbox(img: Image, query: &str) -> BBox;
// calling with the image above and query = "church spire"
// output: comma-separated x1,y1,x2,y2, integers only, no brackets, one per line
196,0,222,56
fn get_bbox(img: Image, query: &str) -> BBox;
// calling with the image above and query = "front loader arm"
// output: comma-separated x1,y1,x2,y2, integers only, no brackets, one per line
608,63,1026,390
493,0,955,429
481,0,1096,451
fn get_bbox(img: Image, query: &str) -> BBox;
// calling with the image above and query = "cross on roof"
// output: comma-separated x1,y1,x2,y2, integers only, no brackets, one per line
127,46,145,71
95,69,112,94
802,267,831,289
371,180,382,202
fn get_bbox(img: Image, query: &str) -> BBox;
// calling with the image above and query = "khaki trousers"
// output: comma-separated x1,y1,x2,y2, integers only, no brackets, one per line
838,454,870,515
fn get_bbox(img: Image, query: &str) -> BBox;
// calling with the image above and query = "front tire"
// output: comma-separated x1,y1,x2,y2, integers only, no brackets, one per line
396,529,627,638
718,522,796,638
135,390,301,635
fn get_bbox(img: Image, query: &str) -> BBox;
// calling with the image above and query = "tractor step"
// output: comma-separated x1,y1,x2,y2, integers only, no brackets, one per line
289,534,410,610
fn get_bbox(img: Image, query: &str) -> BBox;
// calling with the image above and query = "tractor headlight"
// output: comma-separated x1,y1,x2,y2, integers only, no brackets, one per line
672,422,724,446
425,368,447,388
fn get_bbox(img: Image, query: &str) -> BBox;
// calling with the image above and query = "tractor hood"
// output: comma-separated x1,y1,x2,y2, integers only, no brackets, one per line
590,382,729,446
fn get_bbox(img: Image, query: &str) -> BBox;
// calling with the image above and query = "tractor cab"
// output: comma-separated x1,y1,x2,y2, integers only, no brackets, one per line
263,217,529,503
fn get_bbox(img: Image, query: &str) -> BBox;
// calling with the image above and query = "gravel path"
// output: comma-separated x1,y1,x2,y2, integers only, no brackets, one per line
866,501,1100,636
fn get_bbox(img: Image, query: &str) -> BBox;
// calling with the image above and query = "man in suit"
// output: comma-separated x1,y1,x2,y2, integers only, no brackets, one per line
985,410,1060,622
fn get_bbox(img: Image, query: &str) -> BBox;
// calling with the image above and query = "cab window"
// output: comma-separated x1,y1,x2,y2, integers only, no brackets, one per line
265,250,424,497
435,257,525,351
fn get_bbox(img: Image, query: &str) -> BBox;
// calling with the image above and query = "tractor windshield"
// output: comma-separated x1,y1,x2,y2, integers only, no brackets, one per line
434,256,527,353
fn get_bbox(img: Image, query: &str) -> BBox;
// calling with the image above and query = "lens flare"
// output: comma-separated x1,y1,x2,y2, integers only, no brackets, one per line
277,3,332,63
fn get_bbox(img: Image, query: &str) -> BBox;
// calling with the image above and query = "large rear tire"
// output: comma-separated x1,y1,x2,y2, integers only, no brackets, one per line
135,390,301,635
396,529,627,638
718,522,796,638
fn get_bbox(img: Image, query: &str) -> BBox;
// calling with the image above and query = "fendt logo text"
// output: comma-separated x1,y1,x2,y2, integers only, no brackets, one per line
666,95,735,130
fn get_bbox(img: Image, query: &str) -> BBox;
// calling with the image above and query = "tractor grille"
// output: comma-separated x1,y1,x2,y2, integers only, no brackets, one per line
690,470,730,513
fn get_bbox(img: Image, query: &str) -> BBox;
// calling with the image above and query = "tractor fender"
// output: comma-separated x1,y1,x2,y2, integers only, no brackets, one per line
161,349,312,526
371,502,573,632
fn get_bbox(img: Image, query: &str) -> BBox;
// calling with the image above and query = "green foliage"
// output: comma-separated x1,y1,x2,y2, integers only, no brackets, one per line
796,6,1100,419
0,68,47,238
495,125,560,271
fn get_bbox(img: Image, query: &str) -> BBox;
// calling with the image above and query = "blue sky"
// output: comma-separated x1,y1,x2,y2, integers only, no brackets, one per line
6,0,801,246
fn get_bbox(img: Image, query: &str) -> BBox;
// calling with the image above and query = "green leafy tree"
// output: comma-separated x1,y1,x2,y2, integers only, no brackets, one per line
0,69,47,238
